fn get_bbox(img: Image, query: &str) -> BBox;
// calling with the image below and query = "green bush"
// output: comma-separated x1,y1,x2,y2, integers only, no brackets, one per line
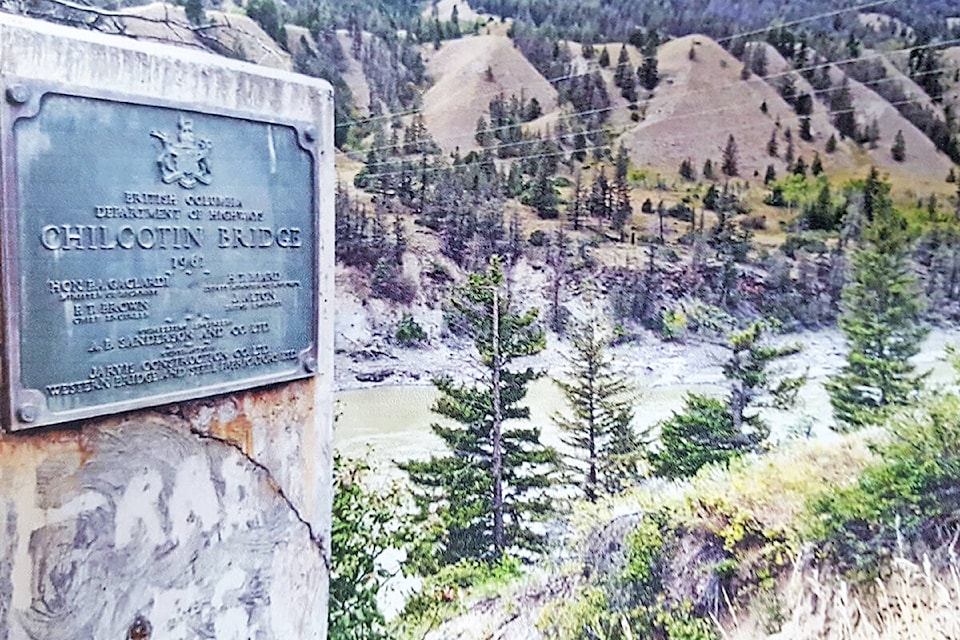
623,515,667,606
529,229,548,246
779,233,827,258
401,557,522,627
395,314,427,346
650,394,751,479
660,308,688,341
808,394,960,579
330,455,409,640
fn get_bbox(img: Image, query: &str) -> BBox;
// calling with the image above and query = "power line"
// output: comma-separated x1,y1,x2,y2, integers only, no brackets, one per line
352,87,954,187
336,34,959,153
350,49,954,163
334,0,913,129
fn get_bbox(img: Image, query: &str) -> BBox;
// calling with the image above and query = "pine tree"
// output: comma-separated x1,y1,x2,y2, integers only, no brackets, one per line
531,166,559,220
751,43,768,77
811,153,824,176
891,129,906,162
639,35,659,91
703,183,719,210
475,116,491,147
568,171,584,231
793,156,807,177
614,45,631,88
805,181,836,231
652,322,803,478
679,158,696,181
703,158,716,181
185,0,204,25
825,133,838,154
724,320,805,437
615,144,629,185
721,134,739,177
553,317,640,501
587,168,611,223
764,164,777,185
598,47,610,68
831,78,857,140
767,129,779,157
611,183,632,241
826,173,929,430
400,259,557,567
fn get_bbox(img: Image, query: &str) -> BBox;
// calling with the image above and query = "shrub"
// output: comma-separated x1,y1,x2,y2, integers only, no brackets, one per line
395,314,427,346
780,233,827,258
330,455,410,640
741,214,767,230
371,258,416,303
425,260,453,282
528,229,548,246
401,557,522,628
660,308,688,341
650,394,745,479
808,394,960,580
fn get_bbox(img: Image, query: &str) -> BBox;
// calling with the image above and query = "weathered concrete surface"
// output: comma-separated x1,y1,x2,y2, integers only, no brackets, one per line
4,413,323,639
0,13,335,639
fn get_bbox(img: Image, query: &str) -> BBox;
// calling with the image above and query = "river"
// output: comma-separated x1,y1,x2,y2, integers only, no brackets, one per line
335,327,960,473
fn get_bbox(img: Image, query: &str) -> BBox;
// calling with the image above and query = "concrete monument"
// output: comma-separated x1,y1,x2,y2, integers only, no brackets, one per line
0,12,334,639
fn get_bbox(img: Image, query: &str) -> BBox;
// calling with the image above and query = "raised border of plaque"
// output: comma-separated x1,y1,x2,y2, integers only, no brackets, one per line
0,79,321,430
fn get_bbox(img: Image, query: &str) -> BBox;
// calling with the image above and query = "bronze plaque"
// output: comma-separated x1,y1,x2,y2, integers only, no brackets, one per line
1,83,319,430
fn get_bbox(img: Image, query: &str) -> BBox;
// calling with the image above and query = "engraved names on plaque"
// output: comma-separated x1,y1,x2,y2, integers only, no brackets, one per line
2,88,319,429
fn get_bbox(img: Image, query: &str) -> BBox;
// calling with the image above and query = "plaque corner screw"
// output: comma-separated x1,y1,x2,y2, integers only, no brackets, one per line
303,356,318,374
5,84,28,106
17,403,38,423
303,126,317,143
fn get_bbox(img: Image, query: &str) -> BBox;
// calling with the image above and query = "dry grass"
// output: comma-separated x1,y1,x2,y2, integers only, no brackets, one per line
421,34,559,154
683,434,876,540
728,549,960,639
619,36,826,179
824,57,954,184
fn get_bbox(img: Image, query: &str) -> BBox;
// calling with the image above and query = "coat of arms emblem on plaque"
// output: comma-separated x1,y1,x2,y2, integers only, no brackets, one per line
150,115,212,188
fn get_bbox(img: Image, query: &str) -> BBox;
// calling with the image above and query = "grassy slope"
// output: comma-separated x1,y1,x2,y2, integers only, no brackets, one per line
420,33,560,154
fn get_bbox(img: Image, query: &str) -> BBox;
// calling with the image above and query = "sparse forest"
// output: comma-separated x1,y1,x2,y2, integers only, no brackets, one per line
319,0,960,635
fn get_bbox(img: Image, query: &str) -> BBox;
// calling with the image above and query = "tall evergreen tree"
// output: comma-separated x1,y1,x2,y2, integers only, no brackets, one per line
831,78,857,140
891,129,906,162
400,259,557,567
721,134,739,177
652,321,803,478
702,158,716,181
723,321,804,436
530,165,559,219
554,317,640,501
185,0,204,25
639,31,660,91
587,168,611,223
598,47,610,68
826,173,929,430
767,128,779,157
614,44,631,88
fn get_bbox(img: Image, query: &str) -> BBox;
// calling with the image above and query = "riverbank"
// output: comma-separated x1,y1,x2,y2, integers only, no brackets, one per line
335,325,960,463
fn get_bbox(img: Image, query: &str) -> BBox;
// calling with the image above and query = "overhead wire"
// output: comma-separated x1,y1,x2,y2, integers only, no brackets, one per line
331,0,960,186
338,34,959,156
352,85,955,186
335,0,933,130
351,46,955,167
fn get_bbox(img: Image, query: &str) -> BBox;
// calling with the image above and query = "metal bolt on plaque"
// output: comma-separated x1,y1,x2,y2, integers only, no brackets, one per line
5,84,28,105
